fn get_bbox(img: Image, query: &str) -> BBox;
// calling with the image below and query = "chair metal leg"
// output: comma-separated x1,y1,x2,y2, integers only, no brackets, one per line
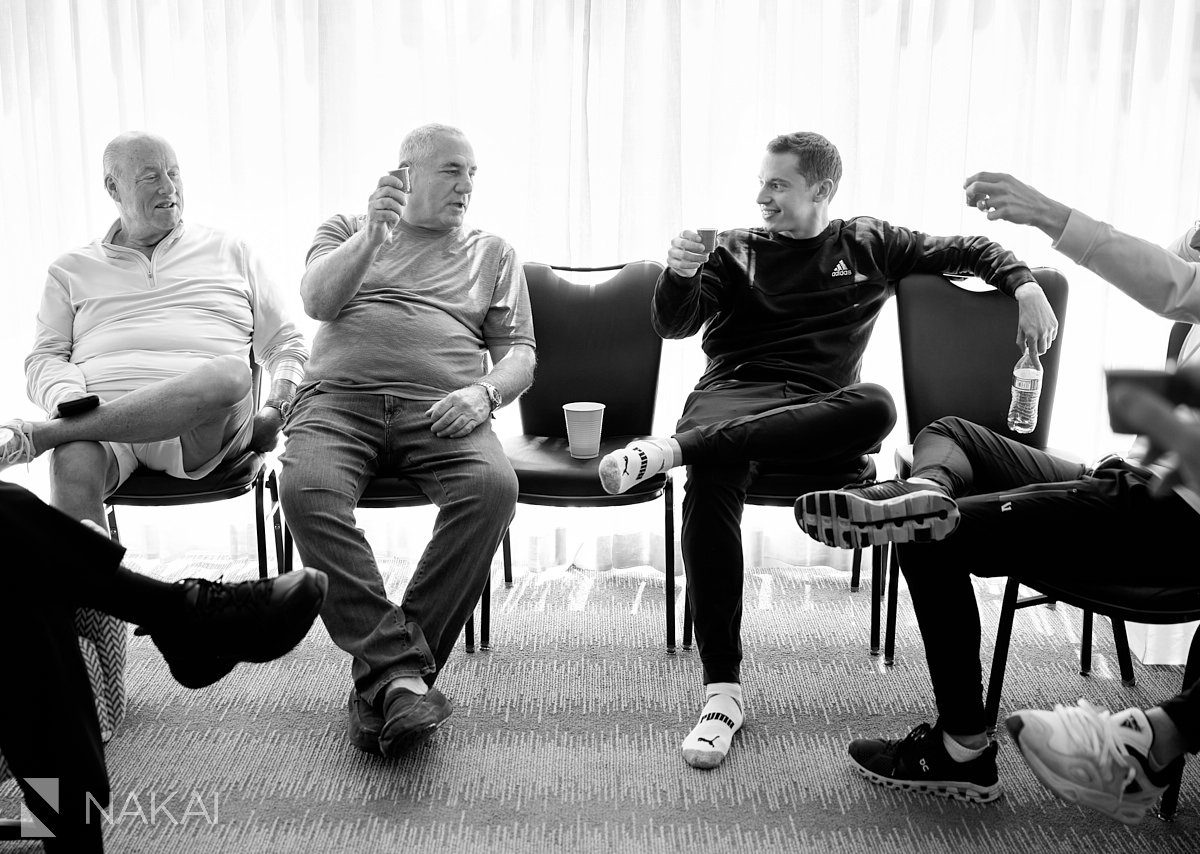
682,598,693,649
267,468,285,575
106,505,120,542
664,476,676,654
884,546,900,666
254,469,269,580
502,529,513,586
985,578,1022,734
850,547,862,592
869,545,882,655
480,573,491,651
1080,610,1093,676
1110,617,1136,686
283,525,294,574
464,610,475,652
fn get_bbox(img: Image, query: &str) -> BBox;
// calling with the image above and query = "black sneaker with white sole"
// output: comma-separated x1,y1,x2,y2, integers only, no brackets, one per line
795,479,960,549
848,722,1001,803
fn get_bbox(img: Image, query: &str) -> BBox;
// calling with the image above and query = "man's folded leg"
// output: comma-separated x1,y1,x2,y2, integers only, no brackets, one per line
4,481,329,691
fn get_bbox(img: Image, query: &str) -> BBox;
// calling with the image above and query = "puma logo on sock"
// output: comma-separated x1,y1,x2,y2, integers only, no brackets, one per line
699,712,735,727
697,735,720,747
622,458,630,476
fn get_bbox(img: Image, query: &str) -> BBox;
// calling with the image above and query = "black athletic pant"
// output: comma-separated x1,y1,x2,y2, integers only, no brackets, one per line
896,417,1200,738
1159,682,1200,753
674,381,896,684
0,482,126,853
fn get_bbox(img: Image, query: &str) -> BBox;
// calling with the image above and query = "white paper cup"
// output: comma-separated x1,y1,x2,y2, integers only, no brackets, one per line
563,402,605,459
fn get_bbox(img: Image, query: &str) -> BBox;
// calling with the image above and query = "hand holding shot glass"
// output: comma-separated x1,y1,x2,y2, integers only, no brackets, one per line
666,228,718,278
367,165,410,244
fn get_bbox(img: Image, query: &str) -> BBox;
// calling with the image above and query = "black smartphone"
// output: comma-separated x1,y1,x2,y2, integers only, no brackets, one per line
1105,368,1200,433
56,394,100,418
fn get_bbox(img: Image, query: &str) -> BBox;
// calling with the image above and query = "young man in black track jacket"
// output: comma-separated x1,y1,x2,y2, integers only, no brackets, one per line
596,131,1059,772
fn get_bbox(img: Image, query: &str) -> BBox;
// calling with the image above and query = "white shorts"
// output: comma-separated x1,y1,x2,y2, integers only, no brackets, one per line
103,391,257,491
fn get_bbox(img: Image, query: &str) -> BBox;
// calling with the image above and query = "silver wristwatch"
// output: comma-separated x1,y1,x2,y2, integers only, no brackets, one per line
472,380,502,411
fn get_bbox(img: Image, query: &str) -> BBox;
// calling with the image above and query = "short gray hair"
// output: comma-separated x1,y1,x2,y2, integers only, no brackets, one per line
399,123,467,167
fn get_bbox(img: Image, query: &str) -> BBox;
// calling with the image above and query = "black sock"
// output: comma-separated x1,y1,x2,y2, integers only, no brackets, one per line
83,565,190,627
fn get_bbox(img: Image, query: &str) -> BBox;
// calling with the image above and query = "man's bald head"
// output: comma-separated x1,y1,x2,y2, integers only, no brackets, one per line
103,131,176,183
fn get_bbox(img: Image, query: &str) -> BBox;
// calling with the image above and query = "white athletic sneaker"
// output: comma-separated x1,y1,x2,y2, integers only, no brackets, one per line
1006,700,1172,825
0,419,37,472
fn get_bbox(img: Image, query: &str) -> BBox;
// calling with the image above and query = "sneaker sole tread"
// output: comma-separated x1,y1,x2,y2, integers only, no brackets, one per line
853,763,1002,803
796,490,960,548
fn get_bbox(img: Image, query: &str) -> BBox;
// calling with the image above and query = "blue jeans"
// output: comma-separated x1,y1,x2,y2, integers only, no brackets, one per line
279,390,517,706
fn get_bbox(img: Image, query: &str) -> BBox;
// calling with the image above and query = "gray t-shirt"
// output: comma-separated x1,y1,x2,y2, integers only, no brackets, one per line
301,215,535,401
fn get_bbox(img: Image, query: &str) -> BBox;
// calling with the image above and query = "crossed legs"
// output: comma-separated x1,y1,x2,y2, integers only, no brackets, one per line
624,381,897,767
5,354,254,526
280,391,517,757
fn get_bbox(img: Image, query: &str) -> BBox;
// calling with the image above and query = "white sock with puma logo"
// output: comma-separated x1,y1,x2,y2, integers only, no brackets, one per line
598,437,680,495
682,682,744,769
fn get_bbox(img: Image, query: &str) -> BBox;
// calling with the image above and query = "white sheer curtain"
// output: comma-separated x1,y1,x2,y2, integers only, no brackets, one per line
2,0,1199,566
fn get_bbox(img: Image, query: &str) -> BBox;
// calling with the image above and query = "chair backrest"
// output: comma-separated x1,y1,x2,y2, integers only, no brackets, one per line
1167,320,1192,366
895,268,1069,449
519,261,665,438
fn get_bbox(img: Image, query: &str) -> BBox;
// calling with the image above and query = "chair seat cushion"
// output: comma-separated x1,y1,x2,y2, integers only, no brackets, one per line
503,434,666,500
1018,578,1200,623
108,451,264,503
360,476,429,507
746,457,876,505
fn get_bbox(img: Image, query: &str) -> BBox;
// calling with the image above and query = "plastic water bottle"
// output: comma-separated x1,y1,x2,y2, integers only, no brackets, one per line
1007,346,1042,433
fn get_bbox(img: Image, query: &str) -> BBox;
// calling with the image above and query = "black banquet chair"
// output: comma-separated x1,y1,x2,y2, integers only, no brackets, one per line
501,260,680,652
883,268,1071,664
105,356,285,580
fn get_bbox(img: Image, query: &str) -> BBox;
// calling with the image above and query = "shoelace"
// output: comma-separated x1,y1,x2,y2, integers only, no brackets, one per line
0,423,35,465
891,722,935,756
188,577,273,618
1051,700,1136,794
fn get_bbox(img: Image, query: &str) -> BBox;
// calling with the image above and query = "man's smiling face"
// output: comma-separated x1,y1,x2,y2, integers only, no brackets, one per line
755,151,826,239
107,137,184,243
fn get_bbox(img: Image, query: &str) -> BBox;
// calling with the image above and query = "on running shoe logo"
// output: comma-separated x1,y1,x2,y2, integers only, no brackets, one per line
1000,502,1012,512
919,758,930,773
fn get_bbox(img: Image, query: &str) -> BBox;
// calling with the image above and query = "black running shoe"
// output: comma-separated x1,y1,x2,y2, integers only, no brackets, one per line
136,567,328,689
848,722,1002,803
795,479,960,548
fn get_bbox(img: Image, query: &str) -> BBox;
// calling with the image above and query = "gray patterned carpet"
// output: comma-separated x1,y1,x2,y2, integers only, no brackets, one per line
3,545,1198,853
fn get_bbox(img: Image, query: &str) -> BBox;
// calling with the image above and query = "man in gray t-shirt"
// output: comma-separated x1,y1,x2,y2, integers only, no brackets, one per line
280,124,536,759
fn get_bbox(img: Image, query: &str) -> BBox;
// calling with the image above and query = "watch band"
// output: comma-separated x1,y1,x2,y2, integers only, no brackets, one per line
265,397,292,417
472,380,502,411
